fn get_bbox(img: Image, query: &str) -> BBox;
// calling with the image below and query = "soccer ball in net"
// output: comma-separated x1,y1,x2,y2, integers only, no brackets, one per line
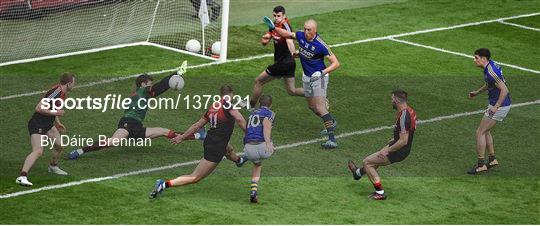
185,39,201,53
211,41,221,55
169,75,185,91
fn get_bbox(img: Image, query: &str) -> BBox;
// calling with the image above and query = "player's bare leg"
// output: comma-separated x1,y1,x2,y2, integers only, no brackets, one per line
362,149,390,200
17,134,45,186
145,127,173,139
224,144,248,167
485,130,498,168
284,77,304,97
145,127,202,140
250,71,276,107
69,128,128,159
307,96,337,149
149,158,218,199
169,159,218,186
47,127,67,175
250,163,263,203
468,117,497,174
48,127,62,164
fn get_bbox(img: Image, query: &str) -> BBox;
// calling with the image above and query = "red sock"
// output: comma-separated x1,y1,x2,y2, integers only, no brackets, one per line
373,181,383,191
166,130,176,139
165,180,173,188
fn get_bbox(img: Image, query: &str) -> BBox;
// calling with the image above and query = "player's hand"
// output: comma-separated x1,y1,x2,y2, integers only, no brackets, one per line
55,123,66,133
176,60,188,76
488,105,499,115
309,71,323,82
263,16,275,31
378,149,389,159
292,50,299,58
265,142,274,154
171,134,184,144
261,34,271,46
468,91,479,99
55,109,65,116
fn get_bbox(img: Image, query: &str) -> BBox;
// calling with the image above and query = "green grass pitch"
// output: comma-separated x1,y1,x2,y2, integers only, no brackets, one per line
0,0,539,224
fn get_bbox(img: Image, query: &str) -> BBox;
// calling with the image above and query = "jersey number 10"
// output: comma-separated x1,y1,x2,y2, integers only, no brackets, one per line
248,114,261,128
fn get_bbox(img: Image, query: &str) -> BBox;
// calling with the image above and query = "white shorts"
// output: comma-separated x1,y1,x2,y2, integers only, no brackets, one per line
484,105,511,121
302,74,329,97
244,142,273,164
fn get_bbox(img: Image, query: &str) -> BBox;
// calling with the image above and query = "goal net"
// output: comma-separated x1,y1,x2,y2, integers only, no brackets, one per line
0,0,229,66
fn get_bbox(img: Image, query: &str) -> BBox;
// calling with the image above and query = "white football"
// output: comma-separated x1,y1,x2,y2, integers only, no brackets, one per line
169,75,185,91
185,39,201,53
211,41,221,55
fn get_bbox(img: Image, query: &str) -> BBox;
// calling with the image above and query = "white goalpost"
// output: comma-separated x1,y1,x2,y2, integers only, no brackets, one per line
0,0,230,67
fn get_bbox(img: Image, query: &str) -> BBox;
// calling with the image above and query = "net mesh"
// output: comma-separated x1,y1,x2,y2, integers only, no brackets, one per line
0,0,223,64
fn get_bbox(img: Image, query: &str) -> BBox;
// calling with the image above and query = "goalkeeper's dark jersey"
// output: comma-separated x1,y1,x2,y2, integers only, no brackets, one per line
123,87,152,122
122,73,175,122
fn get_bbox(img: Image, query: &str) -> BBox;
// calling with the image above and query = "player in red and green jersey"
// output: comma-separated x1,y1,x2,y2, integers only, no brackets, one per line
68,71,205,160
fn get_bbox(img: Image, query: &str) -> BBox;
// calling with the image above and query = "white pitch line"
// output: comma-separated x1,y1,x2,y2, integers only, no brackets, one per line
498,20,540,32
1,12,539,101
388,38,540,75
1,99,538,199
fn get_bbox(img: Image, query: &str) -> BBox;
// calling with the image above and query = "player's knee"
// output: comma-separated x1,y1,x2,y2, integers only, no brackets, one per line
362,158,371,167
192,175,204,183
32,148,44,157
286,88,296,96
476,127,486,136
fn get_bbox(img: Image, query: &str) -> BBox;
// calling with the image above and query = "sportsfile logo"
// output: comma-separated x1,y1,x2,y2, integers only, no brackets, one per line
40,94,250,112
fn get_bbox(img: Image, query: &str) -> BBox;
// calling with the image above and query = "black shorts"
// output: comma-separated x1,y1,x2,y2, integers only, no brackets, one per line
265,59,295,78
28,118,54,135
203,143,228,163
117,117,146,139
388,146,411,164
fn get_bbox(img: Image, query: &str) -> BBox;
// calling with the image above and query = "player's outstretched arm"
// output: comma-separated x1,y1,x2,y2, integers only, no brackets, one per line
274,27,295,39
172,116,207,144
149,73,175,97
229,109,247,133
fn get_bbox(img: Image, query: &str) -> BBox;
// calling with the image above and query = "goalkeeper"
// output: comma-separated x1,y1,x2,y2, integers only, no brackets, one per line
264,18,341,149
69,63,205,160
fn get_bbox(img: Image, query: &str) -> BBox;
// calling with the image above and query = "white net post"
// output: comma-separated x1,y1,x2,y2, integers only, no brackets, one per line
219,0,229,62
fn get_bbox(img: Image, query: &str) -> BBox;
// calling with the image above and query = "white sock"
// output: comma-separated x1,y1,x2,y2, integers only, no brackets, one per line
376,190,384,195
76,149,84,155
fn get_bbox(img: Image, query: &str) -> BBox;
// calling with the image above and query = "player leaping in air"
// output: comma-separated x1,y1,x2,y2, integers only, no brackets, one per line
68,63,205,160
16,73,76,187
347,90,417,200
149,85,247,199
467,48,511,174
263,17,340,149
248,6,304,109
